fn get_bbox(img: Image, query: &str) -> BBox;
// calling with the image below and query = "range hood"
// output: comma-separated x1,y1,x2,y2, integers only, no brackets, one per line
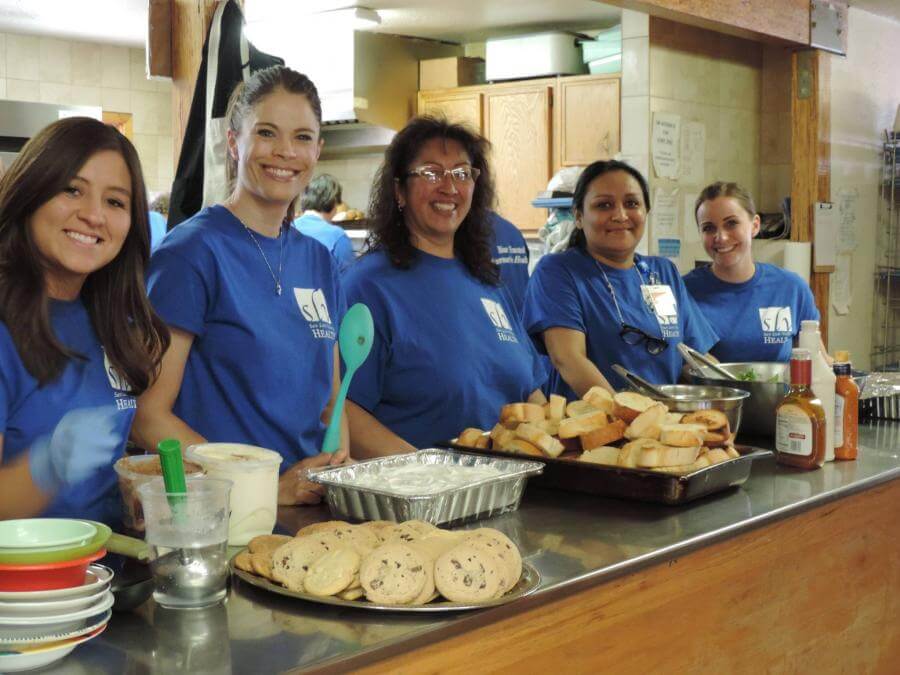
0,99,102,167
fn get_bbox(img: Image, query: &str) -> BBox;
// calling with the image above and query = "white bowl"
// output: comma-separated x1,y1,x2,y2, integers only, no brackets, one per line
0,564,112,602
0,587,109,617
0,609,111,646
0,620,108,672
0,591,113,641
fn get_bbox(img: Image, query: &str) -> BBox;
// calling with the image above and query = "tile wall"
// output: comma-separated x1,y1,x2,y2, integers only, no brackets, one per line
0,33,174,194
313,153,384,214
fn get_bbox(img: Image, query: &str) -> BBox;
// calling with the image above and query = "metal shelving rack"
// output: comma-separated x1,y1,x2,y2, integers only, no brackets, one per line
872,130,900,370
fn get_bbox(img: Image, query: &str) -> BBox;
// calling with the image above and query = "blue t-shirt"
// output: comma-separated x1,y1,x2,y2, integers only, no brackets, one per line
148,205,346,466
524,248,718,396
0,299,135,525
683,263,819,363
149,211,168,252
490,212,530,316
292,213,355,272
344,249,547,449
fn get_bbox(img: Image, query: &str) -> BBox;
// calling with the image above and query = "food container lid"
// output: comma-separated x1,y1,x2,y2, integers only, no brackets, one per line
185,443,283,471
113,454,204,479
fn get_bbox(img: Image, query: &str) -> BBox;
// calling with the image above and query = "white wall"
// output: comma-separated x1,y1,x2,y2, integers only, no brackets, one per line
828,8,900,369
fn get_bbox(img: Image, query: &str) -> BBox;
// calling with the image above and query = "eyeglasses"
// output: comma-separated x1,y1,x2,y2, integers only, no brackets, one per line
406,165,481,185
619,323,669,355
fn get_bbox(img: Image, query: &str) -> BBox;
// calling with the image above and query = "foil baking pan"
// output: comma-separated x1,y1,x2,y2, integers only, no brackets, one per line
307,449,543,526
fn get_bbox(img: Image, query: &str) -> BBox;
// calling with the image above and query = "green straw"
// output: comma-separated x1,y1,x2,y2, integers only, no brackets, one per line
157,438,187,523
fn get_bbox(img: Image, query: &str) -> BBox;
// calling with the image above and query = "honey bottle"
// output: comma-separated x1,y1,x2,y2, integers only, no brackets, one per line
775,348,827,469
833,350,859,460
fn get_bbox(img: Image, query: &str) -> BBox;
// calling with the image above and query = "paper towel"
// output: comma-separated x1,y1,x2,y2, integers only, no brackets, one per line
783,241,812,283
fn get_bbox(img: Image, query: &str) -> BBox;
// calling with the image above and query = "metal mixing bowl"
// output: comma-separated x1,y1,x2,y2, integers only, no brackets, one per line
646,384,750,436
683,362,789,437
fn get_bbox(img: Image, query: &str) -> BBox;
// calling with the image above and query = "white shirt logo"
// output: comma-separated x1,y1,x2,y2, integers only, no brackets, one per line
481,298,518,343
759,306,793,344
294,288,336,340
103,350,137,410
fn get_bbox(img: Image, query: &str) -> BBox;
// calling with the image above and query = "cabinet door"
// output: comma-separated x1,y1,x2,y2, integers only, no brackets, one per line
558,76,620,167
417,91,483,132
483,85,552,232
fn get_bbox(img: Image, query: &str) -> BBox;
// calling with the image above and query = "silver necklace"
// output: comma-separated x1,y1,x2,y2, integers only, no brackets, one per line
241,219,285,296
594,258,653,321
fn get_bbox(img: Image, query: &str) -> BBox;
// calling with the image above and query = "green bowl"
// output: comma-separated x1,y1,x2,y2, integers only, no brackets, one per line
0,519,96,550
0,521,111,565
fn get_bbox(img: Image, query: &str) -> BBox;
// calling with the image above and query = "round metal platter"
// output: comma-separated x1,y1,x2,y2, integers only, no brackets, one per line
230,555,540,613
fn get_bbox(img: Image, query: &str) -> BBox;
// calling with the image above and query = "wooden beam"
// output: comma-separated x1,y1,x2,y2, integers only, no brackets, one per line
598,0,809,45
346,481,900,674
147,0,172,78
791,49,832,348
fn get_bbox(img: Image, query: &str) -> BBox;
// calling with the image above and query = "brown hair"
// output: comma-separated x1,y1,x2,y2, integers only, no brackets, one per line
225,65,322,225
693,181,757,224
0,117,170,391
365,116,498,285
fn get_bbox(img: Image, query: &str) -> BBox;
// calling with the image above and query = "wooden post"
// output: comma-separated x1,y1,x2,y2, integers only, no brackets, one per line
791,49,832,347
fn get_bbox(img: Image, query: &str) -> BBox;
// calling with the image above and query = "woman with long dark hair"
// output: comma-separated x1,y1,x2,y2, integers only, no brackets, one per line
343,116,546,456
0,117,169,521
524,160,717,397
134,65,349,506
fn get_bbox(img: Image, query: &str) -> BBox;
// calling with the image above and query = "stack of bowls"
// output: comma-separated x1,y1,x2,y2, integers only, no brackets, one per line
0,519,114,672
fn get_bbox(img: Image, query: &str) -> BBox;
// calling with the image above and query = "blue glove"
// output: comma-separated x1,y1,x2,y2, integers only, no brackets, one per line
28,405,123,494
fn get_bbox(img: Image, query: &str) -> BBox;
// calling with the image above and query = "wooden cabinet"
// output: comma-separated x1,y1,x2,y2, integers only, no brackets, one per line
418,74,620,233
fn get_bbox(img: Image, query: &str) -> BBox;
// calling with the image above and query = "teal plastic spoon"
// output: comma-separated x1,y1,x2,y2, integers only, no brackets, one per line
322,303,375,454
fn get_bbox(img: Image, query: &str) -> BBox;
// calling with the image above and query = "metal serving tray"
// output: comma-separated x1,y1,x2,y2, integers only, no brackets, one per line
441,443,771,505
308,449,544,526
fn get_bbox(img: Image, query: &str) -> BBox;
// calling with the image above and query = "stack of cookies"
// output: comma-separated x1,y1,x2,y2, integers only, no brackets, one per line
456,388,740,474
234,519,523,606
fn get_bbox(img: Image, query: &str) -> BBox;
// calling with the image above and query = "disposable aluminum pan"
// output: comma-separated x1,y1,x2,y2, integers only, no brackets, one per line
307,449,544,526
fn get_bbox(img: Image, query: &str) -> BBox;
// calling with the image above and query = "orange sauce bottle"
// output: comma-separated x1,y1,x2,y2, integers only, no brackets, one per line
833,350,859,460
775,349,827,469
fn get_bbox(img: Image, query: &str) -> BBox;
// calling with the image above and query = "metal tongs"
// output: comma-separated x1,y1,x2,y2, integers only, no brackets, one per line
611,364,672,400
677,343,737,381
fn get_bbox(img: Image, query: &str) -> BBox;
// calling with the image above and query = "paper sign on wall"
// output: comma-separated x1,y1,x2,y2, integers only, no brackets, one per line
652,113,681,179
656,238,681,258
813,202,837,271
652,188,679,238
836,188,859,253
679,121,706,185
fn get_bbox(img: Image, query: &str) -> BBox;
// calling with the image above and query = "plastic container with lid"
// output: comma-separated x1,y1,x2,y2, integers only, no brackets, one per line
185,443,283,546
798,320,836,461
114,455,205,533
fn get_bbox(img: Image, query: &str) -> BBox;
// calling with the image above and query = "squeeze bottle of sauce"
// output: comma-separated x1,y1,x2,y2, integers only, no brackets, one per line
775,348,827,470
798,320,836,461
833,350,859,460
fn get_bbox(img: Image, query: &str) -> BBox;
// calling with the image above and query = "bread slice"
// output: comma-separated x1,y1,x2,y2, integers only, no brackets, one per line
704,448,731,465
681,409,729,431
725,446,740,459
503,438,544,457
637,444,702,468
500,402,545,426
624,403,668,440
490,423,516,450
664,412,684,425
565,400,597,419
546,394,566,422
537,419,560,437
473,434,490,449
528,390,548,406
659,423,706,447
457,428,485,447
612,391,658,423
582,386,614,414
617,439,661,468
703,428,730,447
558,410,609,439
579,446,620,466
515,422,565,458
579,418,627,450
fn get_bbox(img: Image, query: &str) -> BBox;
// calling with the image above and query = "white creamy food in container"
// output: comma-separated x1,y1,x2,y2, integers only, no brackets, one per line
185,443,283,545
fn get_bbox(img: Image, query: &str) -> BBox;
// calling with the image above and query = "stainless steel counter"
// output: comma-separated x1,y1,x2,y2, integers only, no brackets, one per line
53,421,900,674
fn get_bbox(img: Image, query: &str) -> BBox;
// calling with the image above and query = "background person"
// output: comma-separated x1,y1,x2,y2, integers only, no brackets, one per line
148,192,169,252
683,181,820,363
0,117,169,521
134,66,349,506
343,117,547,456
292,173,355,271
524,160,717,397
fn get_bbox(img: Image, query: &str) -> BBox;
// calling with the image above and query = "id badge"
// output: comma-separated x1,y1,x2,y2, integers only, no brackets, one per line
641,284,678,326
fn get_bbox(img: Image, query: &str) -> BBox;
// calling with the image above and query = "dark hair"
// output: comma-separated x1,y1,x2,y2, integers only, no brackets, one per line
568,160,652,250
693,181,757,224
225,65,322,225
365,116,498,285
0,117,170,391
301,174,342,213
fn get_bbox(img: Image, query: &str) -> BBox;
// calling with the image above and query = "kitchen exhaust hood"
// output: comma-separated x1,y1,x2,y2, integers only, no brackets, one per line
0,99,102,168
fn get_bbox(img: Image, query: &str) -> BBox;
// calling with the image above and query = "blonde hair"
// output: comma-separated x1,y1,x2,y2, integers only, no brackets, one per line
694,182,757,224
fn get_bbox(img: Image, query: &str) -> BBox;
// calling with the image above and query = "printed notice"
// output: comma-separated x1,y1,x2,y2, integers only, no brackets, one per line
652,112,681,179
656,237,681,259
680,121,706,185
652,188,679,238
837,188,859,253
832,254,852,315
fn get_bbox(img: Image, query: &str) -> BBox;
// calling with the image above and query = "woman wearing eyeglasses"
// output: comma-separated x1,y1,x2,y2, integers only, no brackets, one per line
343,117,547,456
524,160,718,398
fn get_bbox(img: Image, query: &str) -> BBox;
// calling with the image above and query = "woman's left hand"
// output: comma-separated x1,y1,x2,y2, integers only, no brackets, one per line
277,448,352,506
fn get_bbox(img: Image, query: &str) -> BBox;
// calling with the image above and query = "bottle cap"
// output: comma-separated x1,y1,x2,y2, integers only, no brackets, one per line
835,350,850,362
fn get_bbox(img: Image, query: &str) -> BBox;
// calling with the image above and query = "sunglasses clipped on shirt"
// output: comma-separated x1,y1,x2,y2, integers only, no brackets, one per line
406,164,481,185
619,323,669,355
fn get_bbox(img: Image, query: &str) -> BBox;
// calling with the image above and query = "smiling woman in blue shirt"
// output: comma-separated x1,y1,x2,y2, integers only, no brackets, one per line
344,117,547,456
0,117,169,522
683,182,820,363
524,160,717,398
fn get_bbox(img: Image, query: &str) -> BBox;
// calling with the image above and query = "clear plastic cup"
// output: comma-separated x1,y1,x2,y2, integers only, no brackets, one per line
138,477,232,609
185,444,283,546
114,455,205,533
